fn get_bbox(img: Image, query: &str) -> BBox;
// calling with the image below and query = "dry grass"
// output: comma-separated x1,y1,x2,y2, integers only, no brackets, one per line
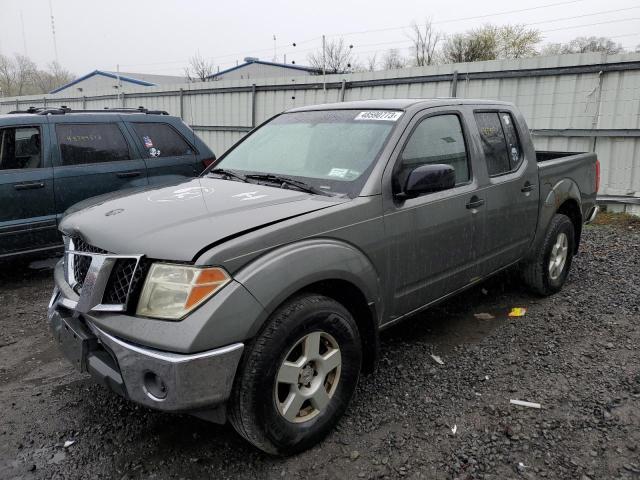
591,210,640,227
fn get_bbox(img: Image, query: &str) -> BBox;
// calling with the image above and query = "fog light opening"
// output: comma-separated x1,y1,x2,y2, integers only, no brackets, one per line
143,371,168,401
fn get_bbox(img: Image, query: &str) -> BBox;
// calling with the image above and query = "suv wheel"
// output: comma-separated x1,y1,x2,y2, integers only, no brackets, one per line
229,294,362,455
522,213,575,296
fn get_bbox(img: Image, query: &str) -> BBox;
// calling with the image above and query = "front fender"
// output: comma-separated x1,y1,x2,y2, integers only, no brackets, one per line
234,238,381,335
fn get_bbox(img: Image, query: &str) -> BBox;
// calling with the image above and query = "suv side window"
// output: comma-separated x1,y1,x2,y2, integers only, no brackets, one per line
131,123,194,158
474,111,523,176
56,123,130,166
396,114,470,190
0,126,42,170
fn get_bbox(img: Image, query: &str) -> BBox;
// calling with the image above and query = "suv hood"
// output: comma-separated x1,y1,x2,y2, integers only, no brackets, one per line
60,177,347,261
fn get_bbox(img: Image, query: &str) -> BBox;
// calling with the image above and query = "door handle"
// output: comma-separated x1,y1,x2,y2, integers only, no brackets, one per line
14,182,45,191
521,182,536,193
466,196,485,209
116,171,142,179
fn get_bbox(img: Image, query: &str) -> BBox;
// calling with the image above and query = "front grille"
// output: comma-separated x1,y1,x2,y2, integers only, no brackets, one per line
71,239,107,293
103,258,150,305
67,237,147,309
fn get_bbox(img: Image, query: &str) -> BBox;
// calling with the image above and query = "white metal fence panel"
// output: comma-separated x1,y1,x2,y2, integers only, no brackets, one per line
2,52,640,198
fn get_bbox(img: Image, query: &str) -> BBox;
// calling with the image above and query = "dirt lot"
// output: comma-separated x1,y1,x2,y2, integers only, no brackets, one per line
1,222,639,480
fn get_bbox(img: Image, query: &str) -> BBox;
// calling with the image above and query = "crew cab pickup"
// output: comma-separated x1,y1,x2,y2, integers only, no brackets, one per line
0,106,214,259
48,99,599,455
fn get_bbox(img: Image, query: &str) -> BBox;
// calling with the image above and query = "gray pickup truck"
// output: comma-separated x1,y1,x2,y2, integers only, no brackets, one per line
48,99,599,455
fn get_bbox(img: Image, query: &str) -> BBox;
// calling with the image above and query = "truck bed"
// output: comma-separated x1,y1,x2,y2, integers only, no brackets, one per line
535,150,598,225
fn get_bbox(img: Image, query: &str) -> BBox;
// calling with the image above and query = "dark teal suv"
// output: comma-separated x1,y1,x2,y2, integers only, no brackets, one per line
0,106,215,259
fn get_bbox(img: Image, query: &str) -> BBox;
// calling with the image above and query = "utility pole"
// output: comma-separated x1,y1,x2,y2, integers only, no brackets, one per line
116,64,122,106
322,34,326,92
273,35,277,62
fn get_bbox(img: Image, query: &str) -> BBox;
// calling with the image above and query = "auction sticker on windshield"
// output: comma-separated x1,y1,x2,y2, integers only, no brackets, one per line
354,111,403,121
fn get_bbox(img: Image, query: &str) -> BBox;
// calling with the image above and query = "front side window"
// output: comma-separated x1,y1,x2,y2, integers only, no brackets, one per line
0,127,41,170
214,110,399,196
396,114,470,190
56,123,130,166
132,123,194,159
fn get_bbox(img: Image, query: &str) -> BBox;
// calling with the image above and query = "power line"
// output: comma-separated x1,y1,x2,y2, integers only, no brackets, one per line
114,0,588,70
114,4,640,72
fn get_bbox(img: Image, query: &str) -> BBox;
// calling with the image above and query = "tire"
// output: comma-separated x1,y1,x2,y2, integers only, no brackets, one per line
522,213,575,296
229,294,362,455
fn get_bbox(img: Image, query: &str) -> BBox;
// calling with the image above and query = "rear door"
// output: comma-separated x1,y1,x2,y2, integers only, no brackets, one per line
382,108,484,319
52,119,148,217
127,121,200,185
471,109,539,274
0,122,58,256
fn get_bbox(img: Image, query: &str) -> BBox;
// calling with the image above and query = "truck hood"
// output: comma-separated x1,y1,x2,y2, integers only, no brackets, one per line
60,177,348,261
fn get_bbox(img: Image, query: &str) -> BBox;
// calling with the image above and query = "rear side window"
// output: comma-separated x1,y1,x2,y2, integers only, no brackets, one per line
397,114,470,189
131,123,194,158
499,112,522,170
474,111,523,176
56,123,130,166
0,126,41,170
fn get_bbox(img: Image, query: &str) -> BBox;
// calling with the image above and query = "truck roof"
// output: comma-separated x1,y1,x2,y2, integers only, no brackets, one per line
287,98,513,112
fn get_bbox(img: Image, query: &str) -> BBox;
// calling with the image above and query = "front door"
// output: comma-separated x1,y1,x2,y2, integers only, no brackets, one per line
383,110,484,320
52,121,148,217
0,124,58,257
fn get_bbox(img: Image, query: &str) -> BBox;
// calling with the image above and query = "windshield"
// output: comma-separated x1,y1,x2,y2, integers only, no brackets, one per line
211,110,401,196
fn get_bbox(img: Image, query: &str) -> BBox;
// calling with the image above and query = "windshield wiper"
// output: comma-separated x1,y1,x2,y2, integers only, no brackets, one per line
245,173,332,196
207,168,249,183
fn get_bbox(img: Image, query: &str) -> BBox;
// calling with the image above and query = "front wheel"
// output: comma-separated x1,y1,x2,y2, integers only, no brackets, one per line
229,294,362,455
522,213,575,296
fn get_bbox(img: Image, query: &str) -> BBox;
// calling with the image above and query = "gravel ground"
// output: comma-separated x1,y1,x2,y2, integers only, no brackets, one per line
0,223,639,480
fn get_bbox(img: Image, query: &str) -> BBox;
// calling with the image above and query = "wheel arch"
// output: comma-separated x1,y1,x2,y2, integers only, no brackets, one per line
234,239,381,373
530,178,583,259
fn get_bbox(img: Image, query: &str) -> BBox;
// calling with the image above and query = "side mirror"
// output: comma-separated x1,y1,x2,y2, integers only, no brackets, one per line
399,164,456,199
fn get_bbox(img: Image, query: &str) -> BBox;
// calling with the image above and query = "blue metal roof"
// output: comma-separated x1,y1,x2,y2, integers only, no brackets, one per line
207,59,323,79
49,70,156,94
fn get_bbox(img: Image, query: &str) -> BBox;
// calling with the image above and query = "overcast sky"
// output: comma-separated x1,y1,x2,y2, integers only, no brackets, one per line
1,0,639,77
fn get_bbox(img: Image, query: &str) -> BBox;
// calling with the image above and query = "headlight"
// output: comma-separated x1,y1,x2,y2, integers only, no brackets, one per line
136,264,230,320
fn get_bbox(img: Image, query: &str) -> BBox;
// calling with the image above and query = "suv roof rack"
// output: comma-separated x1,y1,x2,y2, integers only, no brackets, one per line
7,106,169,115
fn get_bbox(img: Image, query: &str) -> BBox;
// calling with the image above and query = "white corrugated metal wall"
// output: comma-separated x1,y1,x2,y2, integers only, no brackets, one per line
2,52,639,199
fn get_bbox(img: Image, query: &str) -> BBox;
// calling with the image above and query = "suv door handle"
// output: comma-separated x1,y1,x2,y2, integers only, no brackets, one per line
14,182,45,191
466,196,485,209
521,182,536,193
116,171,142,179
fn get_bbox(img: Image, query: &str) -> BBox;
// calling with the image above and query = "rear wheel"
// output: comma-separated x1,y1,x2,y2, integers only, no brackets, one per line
522,213,575,296
229,294,362,455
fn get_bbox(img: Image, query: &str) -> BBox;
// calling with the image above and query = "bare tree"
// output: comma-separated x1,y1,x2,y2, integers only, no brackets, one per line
185,52,215,82
365,54,378,72
32,61,74,93
381,49,406,70
541,36,624,56
408,19,441,66
0,53,39,96
307,38,355,74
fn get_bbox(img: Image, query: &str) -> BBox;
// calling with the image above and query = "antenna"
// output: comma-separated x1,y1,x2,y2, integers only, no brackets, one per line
48,0,59,63
20,11,28,56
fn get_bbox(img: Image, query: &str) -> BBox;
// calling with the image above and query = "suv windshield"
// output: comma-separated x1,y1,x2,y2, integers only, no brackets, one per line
211,110,401,196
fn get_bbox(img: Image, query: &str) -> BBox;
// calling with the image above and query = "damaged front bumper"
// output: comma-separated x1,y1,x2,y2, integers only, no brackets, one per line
48,288,244,418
